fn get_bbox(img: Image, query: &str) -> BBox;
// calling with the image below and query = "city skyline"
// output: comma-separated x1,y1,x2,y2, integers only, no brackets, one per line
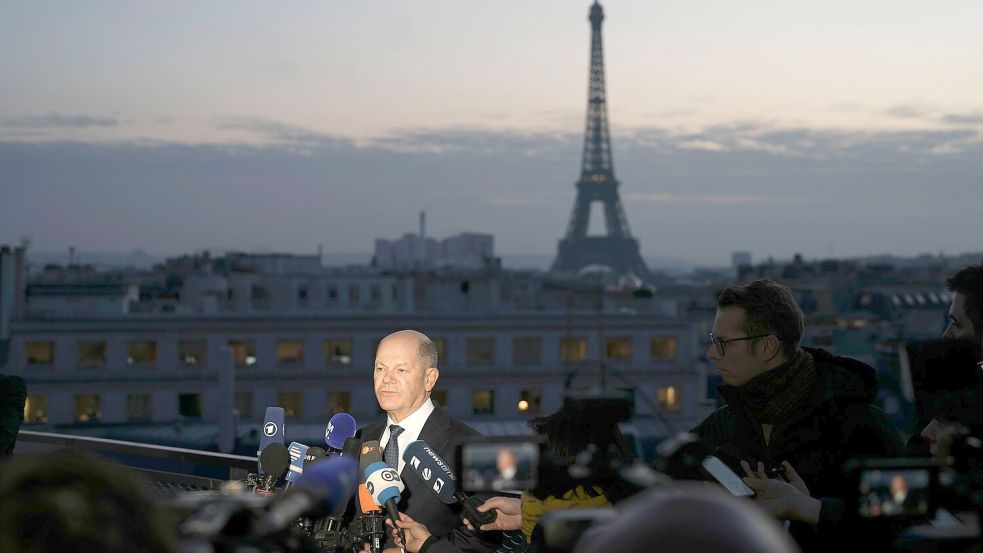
2,1,982,265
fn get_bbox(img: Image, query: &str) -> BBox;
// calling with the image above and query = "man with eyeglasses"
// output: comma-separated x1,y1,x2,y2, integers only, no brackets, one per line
692,279,902,553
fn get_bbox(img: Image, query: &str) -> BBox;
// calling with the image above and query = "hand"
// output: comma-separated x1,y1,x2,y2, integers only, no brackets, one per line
463,496,522,532
742,476,821,525
387,512,431,553
740,460,810,496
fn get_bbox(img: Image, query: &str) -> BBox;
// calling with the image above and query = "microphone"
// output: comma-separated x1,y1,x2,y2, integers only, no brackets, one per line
308,438,362,548
305,446,327,467
341,437,362,459
257,442,290,494
285,442,310,486
325,412,357,450
402,440,497,528
358,483,386,553
361,442,407,548
258,407,286,474
253,455,359,537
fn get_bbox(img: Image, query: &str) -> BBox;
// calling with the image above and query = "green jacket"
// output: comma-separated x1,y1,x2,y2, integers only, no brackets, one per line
693,348,904,551
1,373,27,456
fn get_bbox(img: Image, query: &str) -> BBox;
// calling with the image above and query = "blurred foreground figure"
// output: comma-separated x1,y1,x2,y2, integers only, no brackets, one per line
574,483,799,553
0,372,26,457
0,453,175,553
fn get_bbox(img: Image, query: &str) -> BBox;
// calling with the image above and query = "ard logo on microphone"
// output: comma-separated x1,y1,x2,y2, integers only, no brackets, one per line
421,467,432,481
433,478,444,494
264,422,279,437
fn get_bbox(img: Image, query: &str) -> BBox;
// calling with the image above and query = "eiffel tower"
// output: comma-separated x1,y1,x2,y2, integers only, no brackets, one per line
551,1,652,285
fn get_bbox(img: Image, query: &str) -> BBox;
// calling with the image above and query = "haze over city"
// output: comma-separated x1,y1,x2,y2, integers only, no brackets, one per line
2,1,981,266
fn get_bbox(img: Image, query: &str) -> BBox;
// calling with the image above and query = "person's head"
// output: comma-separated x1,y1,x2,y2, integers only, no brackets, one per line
943,263,983,343
374,329,439,423
709,279,804,387
0,453,175,553
496,448,518,476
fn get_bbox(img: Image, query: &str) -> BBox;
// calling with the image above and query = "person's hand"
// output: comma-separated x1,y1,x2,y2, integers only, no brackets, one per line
742,475,821,525
387,512,431,553
462,496,522,532
740,460,810,496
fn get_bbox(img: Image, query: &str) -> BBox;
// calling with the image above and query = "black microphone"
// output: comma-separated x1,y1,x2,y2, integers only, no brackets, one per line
257,442,290,493
357,440,392,552
309,437,364,549
305,446,327,467
252,456,359,537
402,440,497,528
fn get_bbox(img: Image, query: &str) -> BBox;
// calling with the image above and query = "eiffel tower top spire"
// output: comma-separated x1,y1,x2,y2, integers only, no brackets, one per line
581,0,614,180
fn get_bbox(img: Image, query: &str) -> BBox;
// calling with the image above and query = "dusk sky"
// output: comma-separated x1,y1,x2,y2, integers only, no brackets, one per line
2,1,981,266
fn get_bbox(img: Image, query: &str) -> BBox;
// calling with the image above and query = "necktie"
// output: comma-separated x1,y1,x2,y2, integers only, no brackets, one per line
384,424,404,470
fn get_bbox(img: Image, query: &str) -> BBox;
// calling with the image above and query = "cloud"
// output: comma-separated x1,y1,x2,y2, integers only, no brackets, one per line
941,112,983,126
1,113,120,129
624,193,770,205
214,116,354,151
884,105,930,119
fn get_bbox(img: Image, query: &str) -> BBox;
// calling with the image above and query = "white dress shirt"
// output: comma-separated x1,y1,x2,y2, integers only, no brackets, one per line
379,398,435,475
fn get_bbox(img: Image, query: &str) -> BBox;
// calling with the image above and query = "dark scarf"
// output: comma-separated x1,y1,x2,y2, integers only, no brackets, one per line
740,350,817,432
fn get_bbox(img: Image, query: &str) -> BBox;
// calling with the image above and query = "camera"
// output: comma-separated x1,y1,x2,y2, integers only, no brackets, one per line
456,435,545,493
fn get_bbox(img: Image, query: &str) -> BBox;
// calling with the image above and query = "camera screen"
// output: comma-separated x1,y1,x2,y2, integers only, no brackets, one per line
461,441,540,492
857,468,932,518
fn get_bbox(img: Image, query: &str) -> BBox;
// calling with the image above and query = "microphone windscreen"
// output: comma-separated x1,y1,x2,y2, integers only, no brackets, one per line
358,440,383,477
358,483,382,513
364,462,405,506
341,437,362,459
402,440,457,503
286,442,309,483
296,456,359,515
305,447,327,468
259,442,290,480
325,412,357,449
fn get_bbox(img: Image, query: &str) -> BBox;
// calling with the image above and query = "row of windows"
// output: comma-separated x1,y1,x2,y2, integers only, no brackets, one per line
24,336,678,368
22,385,683,424
245,283,398,305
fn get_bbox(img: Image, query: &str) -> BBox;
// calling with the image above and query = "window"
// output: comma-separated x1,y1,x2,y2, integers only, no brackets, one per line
297,284,309,306
127,340,157,365
370,284,382,302
236,392,253,419
328,391,351,414
276,340,305,365
348,285,360,305
658,385,681,412
179,393,202,418
127,394,152,421
228,340,257,367
433,338,447,365
518,389,543,415
251,285,266,300
179,340,207,366
327,286,339,305
24,396,47,423
26,342,54,365
513,337,541,366
466,337,494,366
324,340,353,365
279,392,303,419
472,390,495,415
75,395,101,422
78,341,107,367
650,337,678,361
606,337,632,361
431,390,448,408
560,337,588,363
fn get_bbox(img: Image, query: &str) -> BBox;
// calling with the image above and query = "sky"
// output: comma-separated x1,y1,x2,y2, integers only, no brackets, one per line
1,1,982,266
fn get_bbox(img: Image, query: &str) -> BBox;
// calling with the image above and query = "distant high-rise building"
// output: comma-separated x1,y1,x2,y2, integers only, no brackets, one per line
732,251,752,269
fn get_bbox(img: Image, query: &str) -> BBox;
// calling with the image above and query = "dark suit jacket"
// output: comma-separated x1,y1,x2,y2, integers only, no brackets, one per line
357,405,499,553
0,373,27,457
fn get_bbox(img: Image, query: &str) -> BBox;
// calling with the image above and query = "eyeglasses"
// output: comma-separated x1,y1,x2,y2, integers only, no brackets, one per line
708,331,771,356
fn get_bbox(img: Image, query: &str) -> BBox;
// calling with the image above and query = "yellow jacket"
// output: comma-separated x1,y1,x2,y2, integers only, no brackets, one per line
520,486,611,542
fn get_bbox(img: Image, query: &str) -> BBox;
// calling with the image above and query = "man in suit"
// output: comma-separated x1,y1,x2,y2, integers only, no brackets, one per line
357,330,498,553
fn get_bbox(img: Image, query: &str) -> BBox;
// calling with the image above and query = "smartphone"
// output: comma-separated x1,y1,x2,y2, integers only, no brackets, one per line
701,456,755,497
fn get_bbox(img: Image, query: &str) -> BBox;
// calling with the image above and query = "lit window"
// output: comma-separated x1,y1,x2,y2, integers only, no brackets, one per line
328,391,351,414
472,390,495,415
127,394,152,421
26,342,54,365
127,340,157,365
228,340,257,367
431,390,448,408
24,396,47,423
179,340,207,366
466,337,494,366
78,342,107,367
518,389,542,415
650,337,677,361
433,338,447,364
279,392,303,419
513,337,541,366
658,386,681,412
324,340,353,365
276,340,305,365
606,337,632,360
179,393,202,418
75,395,101,422
560,337,588,363
236,392,253,419
348,285,360,305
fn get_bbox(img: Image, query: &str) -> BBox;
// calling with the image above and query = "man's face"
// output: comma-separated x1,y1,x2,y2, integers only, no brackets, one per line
707,306,770,387
374,335,437,422
943,292,977,342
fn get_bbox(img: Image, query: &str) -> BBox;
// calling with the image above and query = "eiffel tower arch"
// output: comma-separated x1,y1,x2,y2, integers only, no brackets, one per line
550,1,652,285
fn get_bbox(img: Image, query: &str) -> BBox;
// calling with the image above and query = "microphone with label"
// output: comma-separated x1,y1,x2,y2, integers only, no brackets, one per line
362,440,408,549
258,407,286,474
256,442,290,495
252,455,359,538
357,441,389,553
325,412,357,451
402,440,497,529
305,446,327,467
285,442,310,488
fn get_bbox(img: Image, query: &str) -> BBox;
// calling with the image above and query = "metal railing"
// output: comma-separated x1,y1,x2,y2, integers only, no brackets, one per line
15,430,256,491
